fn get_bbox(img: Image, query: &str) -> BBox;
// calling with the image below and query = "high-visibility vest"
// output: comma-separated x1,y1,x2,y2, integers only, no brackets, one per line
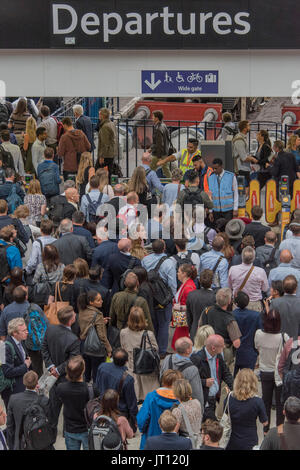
203,167,213,192
179,149,201,175
209,171,234,212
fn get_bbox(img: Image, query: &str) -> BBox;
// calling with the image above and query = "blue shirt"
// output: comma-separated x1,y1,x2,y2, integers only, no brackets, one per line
142,253,177,296
268,262,300,297
142,163,164,193
199,250,228,288
162,183,185,211
233,307,262,367
204,347,219,397
80,189,109,222
0,301,30,336
279,237,300,269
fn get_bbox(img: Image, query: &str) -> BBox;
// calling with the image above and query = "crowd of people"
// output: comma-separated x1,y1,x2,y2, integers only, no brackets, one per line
0,98,300,452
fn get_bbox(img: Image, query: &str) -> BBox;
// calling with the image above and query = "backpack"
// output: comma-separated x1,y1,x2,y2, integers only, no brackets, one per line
38,165,58,196
53,117,64,142
7,184,23,214
147,256,174,308
119,258,137,290
168,355,194,373
224,125,238,136
182,188,203,208
0,145,15,170
85,193,103,223
263,247,278,276
0,243,11,282
48,196,68,226
0,103,9,123
23,304,48,351
0,341,16,393
282,341,300,403
21,396,55,450
88,415,123,450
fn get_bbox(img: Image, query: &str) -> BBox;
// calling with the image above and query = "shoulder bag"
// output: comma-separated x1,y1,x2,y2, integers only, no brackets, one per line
172,284,188,327
32,263,53,305
237,265,254,292
44,282,70,325
133,330,160,375
219,392,232,449
179,404,198,450
274,333,287,387
83,312,107,358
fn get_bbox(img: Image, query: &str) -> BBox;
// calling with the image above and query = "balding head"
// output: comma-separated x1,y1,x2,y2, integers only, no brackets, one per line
127,191,139,205
114,184,125,196
118,238,132,253
212,236,225,252
65,187,79,204
141,152,152,165
265,231,277,245
174,337,193,356
280,249,293,264
124,272,138,290
205,334,225,356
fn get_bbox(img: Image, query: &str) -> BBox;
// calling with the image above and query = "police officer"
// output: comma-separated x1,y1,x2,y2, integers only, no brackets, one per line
156,138,201,176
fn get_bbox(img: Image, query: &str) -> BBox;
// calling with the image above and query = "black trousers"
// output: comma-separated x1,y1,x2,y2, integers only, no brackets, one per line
260,371,284,432
49,376,67,439
203,397,218,422
213,210,233,222
28,350,44,378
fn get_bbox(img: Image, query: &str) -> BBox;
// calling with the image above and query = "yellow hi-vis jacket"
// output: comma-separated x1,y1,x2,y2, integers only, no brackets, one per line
178,149,202,175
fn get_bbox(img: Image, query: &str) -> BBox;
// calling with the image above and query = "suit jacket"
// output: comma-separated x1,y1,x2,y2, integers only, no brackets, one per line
75,115,95,151
144,432,193,450
41,324,81,377
101,251,141,296
186,288,216,341
270,295,300,339
2,336,28,394
243,221,269,248
91,239,119,269
53,232,93,266
6,390,49,450
106,196,127,217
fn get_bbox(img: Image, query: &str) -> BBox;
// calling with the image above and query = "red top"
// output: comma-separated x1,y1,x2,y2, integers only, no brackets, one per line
174,278,197,306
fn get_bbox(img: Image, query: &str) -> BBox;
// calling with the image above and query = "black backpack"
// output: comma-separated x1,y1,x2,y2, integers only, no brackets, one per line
0,103,9,123
119,258,138,290
182,188,203,208
21,396,55,450
147,256,174,308
0,144,15,170
0,243,11,283
48,196,68,226
85,193,103,223
263,247,278,276
88,415,123,450
282,341,300,404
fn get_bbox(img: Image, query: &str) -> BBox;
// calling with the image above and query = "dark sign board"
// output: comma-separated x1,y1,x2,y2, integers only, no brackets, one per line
0,0,299,49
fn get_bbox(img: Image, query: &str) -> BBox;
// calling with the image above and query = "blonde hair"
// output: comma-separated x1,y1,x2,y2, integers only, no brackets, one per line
233,369,258,401
8,318,26,336
96,168,109,192
13,205,30,219
194,325,215,351
26,117,37,143
76,152,93,185
128,166,147,194
28,179,42,195
172,379,192,402
130,235,147,260
286,134,298,151
128,306,147,331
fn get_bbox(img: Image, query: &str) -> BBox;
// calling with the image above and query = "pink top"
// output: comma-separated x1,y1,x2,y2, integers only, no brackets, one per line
117,416,134,449
228,263,269,301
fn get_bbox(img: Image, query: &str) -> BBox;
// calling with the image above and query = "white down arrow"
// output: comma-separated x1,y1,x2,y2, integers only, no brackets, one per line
144,73,161,91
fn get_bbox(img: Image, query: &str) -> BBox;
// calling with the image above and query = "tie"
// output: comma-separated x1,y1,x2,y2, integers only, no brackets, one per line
17,342,25,361
0,430,8,450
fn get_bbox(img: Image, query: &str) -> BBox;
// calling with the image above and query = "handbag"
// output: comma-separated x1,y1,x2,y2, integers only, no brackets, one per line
133,330,160,375
32,264,53,305
274,333,286,387
83,313,106,358
172,284,187,327
179,404,198,449
219,392,232,449
44,282,69,325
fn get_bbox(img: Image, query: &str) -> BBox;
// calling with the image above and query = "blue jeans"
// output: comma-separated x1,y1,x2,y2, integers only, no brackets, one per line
152,303,172,355
65,431,89,450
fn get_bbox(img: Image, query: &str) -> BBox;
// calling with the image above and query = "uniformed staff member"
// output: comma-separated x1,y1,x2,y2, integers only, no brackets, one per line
208,158,238,223
156,138,201,176
184,154,213,192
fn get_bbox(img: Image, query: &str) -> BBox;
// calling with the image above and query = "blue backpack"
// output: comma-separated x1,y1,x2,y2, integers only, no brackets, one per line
85,193,103,223
24,304,48,351
39,165,58,196
7,184,22,214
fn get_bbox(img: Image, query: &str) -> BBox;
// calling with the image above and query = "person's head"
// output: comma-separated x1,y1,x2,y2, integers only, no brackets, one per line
128,306,147,331
152,239,165,254
251,205,263,221
118,238,132,253
216,288,232,310
77,152,93,184
273,140,284,153
233,368,258,401
25,116,37,143
57,306,76,327
174,337,193,357
63,179,76,191
5,167,16,182
113,348,128,367
23,371,39,390
61,116,73,130
222,112,232,123
284,396,300,423
172,379,193,403
152,110,163,123
96,226,109,243
262,309,281,334
224,219,245,241
15,98,27,115
193,325,215,351
241,246,255,265
124,271,138,290
201,419,223,446
73,104,84,118
0,129,10,142
72,211,85,226
73,258,89,279
178,263,197,283
99,107,110,121
280,249,293,264
212,236,225,252
36,126,47,142
59,218,73,234
66,355,85,382
13,205,29,220
257,129,271,147
40,219,53,236
186,169,200,186
132,266,148,285
205,334,225,357
9,267,24,286
89,175,100,190
128,166,147,194
289,218,300,236
62,264,77,284
270,280,284,298
88,265,103,282
141,152,152,166
265,231,277,245
0,199,8,215
113,183,125,196
7,318,28,341
187,138,199,155
234,291,250,310
44,147,54,160
161,369,183,388
0,224,17,242
283,275,298,295
126,191,139,205
238,120,250,134
28,179,42,195
12,285,27,304
287,134,298,151
158,410,180,434
174,238,187,252
42,244,60,271
100,389,120,422
241,234,255,249
171,168,183,182
199,269,213,289
65,187,79,205
40,105,50,118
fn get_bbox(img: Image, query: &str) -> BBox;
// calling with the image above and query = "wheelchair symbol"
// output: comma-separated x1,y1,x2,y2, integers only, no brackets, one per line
176,72,184,83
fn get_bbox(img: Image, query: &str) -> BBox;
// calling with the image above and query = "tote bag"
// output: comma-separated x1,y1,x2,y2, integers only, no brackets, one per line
44,282,69,325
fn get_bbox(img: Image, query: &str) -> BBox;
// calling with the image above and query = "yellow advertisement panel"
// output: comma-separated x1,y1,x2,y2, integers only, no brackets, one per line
265,179,281,224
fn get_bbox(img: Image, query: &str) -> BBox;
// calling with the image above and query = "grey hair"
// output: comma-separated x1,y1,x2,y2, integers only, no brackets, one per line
73,104,84,116
63,180,75,191
174,337,192,355
59,219,73,234
8,318,26,336
216,288,232,308
242,246,255,265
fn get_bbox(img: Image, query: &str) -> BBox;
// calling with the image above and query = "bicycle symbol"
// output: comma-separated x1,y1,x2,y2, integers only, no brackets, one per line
187,73,203,83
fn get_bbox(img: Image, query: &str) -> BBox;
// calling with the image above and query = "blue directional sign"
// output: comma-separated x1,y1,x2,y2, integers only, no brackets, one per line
142,70,218,94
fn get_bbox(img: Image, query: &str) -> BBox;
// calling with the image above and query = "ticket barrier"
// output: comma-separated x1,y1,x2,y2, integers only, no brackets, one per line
237,175,246,217
245,179,260,217
265,176,291,239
